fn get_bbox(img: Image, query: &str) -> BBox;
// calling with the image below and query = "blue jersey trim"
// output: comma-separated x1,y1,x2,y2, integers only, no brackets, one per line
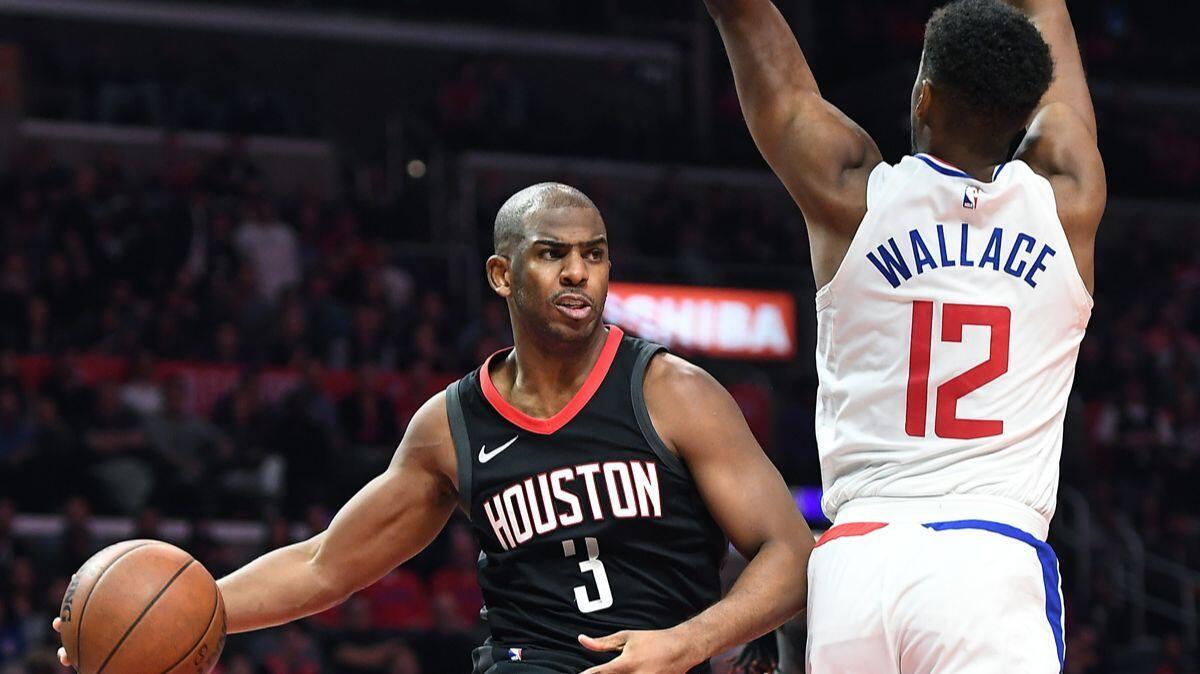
923,519,1065,671
915,154,973,179
993,162,1008,180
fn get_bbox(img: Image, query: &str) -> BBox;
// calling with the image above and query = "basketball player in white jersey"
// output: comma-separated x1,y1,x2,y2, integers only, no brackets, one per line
707,0,1104,671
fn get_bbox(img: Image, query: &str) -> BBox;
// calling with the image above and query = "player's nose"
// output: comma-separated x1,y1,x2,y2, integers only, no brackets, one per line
560,250,588,286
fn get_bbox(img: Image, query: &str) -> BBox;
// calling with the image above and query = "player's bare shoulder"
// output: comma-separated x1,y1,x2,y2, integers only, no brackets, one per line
1017,105,1107,232
643,351,721,404
1015,105,1106,292
642,351,742,457
395,390,461,497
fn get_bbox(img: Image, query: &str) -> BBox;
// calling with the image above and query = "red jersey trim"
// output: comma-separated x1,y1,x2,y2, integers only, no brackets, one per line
814,522,888,548
480,326,624,435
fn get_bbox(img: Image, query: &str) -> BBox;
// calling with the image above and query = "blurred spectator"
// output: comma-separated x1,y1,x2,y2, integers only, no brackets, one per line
429,523,483,631
386,642,423,674
339,364,397,449
457,300,511,370
83,382,154,514
39,356,95,431
325,596,402,674
235,199,299,304
119,352,164,418
0,600,27,666
55,497,94,577
212,376,278,516
221,653,261,674
338,304,397,371
202,136,263,198
143,376,224,494
0,499,17,573
0,389,33,494
263,625,321,674
364,568,433,632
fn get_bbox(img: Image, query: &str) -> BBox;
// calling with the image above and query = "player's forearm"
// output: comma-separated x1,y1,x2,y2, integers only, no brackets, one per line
672,537,810,665
216,535,346,634
1008,0,1097,137
707,0,821,114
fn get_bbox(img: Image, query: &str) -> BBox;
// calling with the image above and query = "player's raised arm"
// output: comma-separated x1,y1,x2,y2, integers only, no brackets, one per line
1008,0,1106,290
704,0,881,239
1009,0,1096,139
217,393,460,634
578,354,812,673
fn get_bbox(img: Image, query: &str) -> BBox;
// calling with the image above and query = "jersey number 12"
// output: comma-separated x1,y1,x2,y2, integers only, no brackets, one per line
905,301,1010,439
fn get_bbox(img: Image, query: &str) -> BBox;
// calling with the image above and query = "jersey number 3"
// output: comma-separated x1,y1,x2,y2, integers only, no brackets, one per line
563,538,613,613
905,301,1011,439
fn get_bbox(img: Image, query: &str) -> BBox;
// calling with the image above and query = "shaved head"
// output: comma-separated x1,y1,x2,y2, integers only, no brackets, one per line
494,182,599,257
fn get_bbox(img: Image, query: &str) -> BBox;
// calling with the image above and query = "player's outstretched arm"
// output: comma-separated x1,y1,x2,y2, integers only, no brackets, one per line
1008,0,1096,139
579,354,813,674
217,393,459,633
1009,0,1106,290
705,0,881,253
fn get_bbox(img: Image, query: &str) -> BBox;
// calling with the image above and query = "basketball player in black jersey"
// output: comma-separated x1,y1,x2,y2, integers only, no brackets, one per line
57,182,813,673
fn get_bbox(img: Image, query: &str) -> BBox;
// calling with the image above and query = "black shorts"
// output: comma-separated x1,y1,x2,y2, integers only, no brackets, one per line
471,641,713,674
472,643,597,674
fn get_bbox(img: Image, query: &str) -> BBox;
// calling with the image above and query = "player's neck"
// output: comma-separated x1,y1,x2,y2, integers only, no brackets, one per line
919,138,1007,181
495,323,610,415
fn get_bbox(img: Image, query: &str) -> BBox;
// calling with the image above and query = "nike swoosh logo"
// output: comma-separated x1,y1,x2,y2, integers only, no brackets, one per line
478,436,519,464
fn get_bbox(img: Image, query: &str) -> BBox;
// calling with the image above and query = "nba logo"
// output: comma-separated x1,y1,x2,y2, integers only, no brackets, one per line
508,648,523,661
963,186,981,209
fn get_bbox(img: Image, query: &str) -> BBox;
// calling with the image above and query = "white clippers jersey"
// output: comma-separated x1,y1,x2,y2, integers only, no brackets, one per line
815,154,1093,524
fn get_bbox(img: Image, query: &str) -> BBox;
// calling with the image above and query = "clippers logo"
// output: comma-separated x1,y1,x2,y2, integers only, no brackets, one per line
508,648,523,661
963,186,981,210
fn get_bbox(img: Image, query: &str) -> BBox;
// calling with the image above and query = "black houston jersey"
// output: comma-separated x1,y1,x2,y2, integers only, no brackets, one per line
446,326,726,671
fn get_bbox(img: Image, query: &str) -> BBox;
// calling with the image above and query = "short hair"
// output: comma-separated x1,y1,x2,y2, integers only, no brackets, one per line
493,182,598,257
923,0,1053,134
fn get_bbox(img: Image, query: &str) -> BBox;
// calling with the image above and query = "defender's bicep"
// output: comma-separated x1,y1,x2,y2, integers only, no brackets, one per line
1017,105,1106,236
763,95,881,226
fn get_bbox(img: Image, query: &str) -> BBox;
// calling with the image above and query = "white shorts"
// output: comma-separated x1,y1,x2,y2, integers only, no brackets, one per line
806,501,1064,673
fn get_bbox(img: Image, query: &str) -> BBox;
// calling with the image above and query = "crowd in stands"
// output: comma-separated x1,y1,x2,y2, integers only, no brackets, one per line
1058,222,1200,673
0,492,486,674
0,134,803,672
14,1,1198,200
0,1,1196,672
225,0,1200,87
0,138,1193,673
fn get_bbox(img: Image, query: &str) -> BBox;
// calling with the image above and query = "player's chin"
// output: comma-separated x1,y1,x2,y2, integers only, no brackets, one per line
546,310,601,341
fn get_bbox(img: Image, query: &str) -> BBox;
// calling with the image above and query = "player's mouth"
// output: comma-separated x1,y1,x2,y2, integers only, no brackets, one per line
552,293,594,321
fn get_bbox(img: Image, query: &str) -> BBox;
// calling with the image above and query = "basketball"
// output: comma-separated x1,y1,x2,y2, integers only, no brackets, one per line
57,540,226,674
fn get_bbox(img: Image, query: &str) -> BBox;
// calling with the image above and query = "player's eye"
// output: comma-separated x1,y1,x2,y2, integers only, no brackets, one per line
586,248,605,261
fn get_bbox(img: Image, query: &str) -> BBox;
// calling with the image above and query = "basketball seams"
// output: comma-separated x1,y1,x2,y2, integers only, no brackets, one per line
95,557,196,674
155,577,220,674
74,541,153,672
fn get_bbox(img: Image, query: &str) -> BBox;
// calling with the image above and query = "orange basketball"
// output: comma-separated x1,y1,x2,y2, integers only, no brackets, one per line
58,540,226,674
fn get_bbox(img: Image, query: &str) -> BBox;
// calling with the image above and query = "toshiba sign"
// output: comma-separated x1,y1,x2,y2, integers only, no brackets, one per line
605,283,796,360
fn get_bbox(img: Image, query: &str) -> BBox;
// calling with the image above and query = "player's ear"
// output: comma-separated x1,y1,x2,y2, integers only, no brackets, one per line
486,255,513,298
915,79,934,123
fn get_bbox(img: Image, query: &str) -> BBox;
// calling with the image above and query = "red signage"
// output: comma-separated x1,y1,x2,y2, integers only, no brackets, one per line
605,283,797,360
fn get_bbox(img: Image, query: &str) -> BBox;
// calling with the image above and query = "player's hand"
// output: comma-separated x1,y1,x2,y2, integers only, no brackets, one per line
52,617,73,668
578,629,701,674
